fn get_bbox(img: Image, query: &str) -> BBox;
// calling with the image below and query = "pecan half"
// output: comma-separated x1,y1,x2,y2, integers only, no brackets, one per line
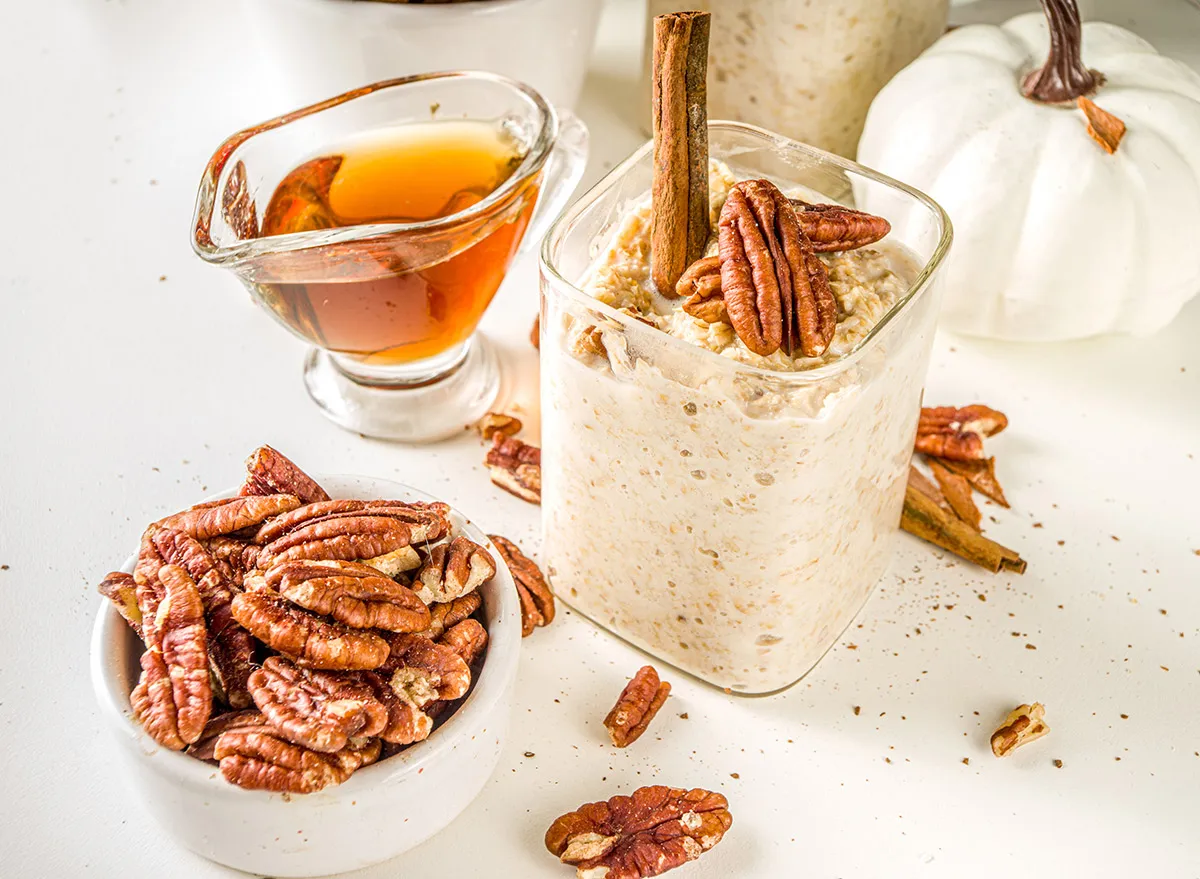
187,710,266,762
155,526,256,708
133,525,165,589
489,534,554,637
230,589,389,670
238,445,330,504
477,412,523,441
159,495,302,541
256,501,448,548
247,656,387,753
486,434,542,505
414,536,496,605
97,571,143,636
214,726,381,794
439,619,489,668
789,200,892,252
381,633,471,706
258,515,415,568
719,179,837,358
604,666,670,748
915,405,1008,462
267,559,430,632
991,702,1050,757
677,256,728,324
130,565,212,749
545,786,732,879
360,671,435,745
203,535,262,580
421,592,483,640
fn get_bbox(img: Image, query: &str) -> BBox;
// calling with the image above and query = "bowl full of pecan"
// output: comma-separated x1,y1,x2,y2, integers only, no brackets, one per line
89,446,521,877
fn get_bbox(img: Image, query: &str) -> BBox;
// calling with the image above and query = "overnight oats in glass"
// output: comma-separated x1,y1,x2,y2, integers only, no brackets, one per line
538,122,951,694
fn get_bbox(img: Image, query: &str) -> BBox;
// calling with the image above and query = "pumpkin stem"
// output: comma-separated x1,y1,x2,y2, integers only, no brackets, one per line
1021,0,1102,103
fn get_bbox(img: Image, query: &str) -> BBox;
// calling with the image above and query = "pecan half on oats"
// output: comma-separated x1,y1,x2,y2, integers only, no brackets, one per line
247,656,387,753
991,702,1050,757
477,412,523,441
97,571,143,636
421,592,483,640
489,534,554,637
381,633,472,706
719,179,837,358
159,494,302,541
486,434,542,505
267,559,431,632
915,405,1009,462
789,200,892,253
130,565,212,749
214,725,381,794
238,445,330,505
545,786,732,879
677,256,728,324
231,589,390,670
439,619,489,668
604,666,671,748
414,536,496,605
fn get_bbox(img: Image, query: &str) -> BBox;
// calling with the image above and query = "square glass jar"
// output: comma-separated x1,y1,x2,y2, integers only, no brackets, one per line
538,122,951,694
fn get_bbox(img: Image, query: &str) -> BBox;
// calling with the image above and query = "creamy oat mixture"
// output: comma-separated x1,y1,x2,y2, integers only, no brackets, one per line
541,162,935,693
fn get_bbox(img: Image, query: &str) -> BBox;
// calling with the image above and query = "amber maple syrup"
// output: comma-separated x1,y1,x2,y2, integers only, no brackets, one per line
257,121,534,366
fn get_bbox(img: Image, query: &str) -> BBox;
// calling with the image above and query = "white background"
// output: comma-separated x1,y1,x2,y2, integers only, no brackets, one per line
2,1,1198,877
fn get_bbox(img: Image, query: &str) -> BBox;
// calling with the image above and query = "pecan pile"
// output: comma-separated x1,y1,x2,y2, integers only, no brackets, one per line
903,405,1026,575
546,785,732,879
678,180,891,359
97,445,495,795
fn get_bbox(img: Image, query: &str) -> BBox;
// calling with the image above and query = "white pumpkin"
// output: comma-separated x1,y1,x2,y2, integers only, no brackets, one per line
857,0,1200,341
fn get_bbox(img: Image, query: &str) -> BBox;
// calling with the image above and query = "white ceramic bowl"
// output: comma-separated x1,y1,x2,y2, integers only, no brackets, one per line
241,0,606,110
90,475,521,877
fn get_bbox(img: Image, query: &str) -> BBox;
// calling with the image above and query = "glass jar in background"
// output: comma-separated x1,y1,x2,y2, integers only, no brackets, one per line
538,122,952,694
644,0,949,158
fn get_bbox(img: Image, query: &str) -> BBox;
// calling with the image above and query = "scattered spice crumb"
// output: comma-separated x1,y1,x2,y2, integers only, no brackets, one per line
977,594,987,602
730,772,740,779
679,713,689,720
1057,540,1065,546
853,706,861,716
1025,644,1037,650
1033,522,1043,529
845,643,858,650
0,564,8,571
523,752,535,758
1053,759,1063,769
962,757,969,765
1115,757,1121,761
1160,609,1168,616
1111,535,1120,542
1161,666,1170,672
1120,714,1129,720
158,275,167,282
884,758,892,764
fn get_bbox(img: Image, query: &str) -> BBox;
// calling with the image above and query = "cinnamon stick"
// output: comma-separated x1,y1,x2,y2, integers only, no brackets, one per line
928,458,982,530
902,481,1026,575
651,10,710,296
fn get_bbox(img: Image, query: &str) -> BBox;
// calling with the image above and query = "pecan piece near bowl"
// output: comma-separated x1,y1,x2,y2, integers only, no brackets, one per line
991,702,1050,757
489,534,554,637
915,405,1009,462
97,571,143,636
414,536,497,605
238,445,330,505
247,656,387,753
231,589,390,670
486,434,542,505
789,200,892,252
130,565,213,749
159,494,302,541
719,179,837,358
546,786,732,879
267,559,431,633
604,666,671,748
214,725,381,794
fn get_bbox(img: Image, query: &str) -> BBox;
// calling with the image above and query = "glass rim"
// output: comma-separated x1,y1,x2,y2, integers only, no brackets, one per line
539,119,953,384
191,70,558,267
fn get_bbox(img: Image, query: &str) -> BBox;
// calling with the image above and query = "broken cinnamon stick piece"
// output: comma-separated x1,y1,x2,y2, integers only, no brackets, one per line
928,458,982,530
935,456,1009,508
902,481,1026,575
1078,97,1126,155
651,10,710,296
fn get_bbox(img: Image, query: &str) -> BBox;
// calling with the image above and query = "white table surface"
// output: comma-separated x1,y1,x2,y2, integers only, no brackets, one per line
3,1,1199,877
